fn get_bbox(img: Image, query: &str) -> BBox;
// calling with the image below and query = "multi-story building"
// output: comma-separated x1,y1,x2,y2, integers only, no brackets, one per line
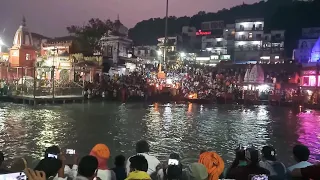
100,19,133,64
261,30,285,62
196,21,232,65
157,36,182,63
234,18,264,62
181,26,200,51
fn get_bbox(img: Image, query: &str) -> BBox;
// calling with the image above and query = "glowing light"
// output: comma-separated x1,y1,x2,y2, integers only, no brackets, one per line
180,52,186,58
166,78,173,85
252,41,261,45
196,30,211,36
238,41,246,46
260,56,270,60
157,50,162,56
196,57,210,61
256,84,270,91
0,38,4,53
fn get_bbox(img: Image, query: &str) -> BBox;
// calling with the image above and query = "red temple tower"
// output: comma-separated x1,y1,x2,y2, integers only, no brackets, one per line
9,17,36,67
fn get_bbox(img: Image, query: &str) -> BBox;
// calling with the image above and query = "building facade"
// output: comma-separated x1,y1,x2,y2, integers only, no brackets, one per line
293,27,320,63
260,30,285,62
195,21,232,65
234,18,264,62
100,20,133,65
9,17,36,67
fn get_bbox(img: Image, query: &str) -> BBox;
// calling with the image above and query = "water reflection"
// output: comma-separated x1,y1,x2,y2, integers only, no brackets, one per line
0,102,318,166
297,110,320,162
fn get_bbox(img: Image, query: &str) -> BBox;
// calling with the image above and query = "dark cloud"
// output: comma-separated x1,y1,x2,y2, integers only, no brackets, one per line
0,0,258,46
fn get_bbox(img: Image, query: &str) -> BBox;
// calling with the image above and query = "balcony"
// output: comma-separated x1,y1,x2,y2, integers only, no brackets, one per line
235,37,262,41
236,26,263,32
235,45,261,51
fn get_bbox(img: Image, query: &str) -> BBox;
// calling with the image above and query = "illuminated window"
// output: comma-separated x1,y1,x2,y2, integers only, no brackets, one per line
26,54,31,61
249,33,253,39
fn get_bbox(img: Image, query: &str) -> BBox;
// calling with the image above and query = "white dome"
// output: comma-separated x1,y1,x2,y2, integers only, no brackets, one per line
13,17,33,47
248,65,264,83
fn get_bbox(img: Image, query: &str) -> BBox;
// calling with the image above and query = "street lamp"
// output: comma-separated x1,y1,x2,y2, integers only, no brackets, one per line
160,0,169,72
180,52,186,58
0,38,4,53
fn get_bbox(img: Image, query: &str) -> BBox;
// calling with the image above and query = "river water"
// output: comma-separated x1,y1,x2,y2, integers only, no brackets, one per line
0,102,319,167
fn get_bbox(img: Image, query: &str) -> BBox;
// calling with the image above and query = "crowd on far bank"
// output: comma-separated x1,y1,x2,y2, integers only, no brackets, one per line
1,140,319,180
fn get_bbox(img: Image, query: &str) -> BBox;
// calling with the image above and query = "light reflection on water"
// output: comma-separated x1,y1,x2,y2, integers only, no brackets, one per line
0,102,319,167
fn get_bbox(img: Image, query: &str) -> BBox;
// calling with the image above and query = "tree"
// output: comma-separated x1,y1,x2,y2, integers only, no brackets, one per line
66,18,115,54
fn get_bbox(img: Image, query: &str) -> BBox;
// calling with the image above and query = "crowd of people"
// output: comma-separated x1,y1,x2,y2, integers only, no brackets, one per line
1,140,318,180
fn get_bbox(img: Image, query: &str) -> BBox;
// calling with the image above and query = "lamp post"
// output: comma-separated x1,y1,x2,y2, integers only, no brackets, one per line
161,0,169,72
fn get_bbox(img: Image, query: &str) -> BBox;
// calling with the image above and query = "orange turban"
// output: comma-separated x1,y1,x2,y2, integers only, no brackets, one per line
90,144,110,159
198,151,225,180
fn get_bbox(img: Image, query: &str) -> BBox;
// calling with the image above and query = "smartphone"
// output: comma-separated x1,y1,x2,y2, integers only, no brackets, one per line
249,174,268,180
47,153,58,159
66,149,76,155
168,159,179,166
0,172,27,180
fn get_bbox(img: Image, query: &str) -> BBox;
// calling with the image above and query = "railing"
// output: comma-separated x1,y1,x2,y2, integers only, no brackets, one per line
0,66,86,98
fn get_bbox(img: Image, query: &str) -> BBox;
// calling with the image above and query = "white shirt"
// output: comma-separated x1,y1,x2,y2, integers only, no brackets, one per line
96,169,116,180
126,153,160,175
53,165,78,180
288,161,313,172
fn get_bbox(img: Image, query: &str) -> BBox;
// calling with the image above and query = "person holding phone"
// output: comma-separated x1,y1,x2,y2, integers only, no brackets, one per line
224,145,247,177
42,146,78,180
126,140,160,176
259,146,286,180
226,147,269,180
157,153,188,180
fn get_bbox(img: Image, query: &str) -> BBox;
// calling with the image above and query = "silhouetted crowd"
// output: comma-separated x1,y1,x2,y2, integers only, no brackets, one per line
0,140,319,180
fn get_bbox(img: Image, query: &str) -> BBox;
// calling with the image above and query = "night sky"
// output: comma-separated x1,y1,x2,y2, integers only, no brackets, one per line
0,0,259,46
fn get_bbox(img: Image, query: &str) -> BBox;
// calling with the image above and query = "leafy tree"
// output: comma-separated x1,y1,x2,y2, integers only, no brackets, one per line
66,18,115,54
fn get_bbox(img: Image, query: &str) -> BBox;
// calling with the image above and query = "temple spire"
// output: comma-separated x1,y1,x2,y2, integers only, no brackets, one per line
22,16,26,27
117,14,120,21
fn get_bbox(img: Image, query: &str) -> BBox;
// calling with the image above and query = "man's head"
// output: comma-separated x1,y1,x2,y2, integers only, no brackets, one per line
34,158,62,178
114,155,126,167
261,146,277,161
293,144,310,162
78,155,98,180
245,148,260,166
129,155,148,172
44,145,60,158
167,153,182,180
135,140,150,153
